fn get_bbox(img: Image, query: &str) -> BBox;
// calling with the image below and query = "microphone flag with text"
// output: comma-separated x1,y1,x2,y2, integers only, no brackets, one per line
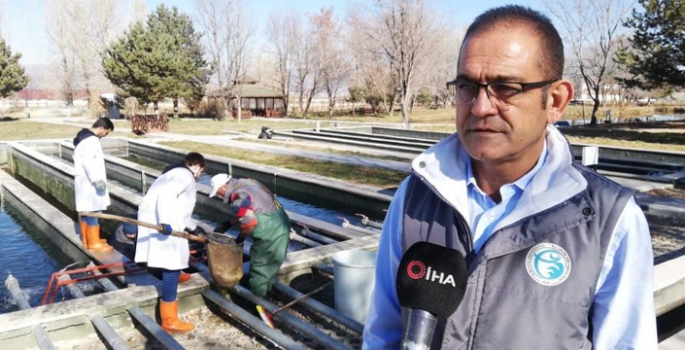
396,241,468,350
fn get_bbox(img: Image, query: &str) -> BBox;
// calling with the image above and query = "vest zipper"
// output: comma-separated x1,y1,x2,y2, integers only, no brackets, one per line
413,173,481,350
453,208,475,267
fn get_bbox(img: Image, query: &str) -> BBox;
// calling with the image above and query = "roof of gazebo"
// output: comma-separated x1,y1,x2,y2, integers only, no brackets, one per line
207,84,285,99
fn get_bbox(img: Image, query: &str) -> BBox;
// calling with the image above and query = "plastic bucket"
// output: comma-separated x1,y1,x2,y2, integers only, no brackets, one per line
332,250,377,323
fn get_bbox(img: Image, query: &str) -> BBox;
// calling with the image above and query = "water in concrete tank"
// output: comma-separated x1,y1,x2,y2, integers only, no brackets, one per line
0,201,74,313
122,155,370,227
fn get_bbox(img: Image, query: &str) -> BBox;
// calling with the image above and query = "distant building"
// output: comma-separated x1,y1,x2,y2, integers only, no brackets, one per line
207,81,286,119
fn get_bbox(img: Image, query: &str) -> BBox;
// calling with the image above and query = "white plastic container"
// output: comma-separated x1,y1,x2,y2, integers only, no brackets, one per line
332,250,378,323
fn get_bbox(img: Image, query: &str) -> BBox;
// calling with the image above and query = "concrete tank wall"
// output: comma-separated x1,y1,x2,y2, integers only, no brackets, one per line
127,140,392,219
371,127,452,141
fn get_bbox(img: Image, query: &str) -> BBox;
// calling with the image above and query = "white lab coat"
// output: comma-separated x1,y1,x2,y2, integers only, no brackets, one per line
74,135,110,212
135,166,198,270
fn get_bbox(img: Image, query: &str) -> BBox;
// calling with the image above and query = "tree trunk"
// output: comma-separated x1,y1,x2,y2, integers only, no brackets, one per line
304,93,314,117
387,94,394,117
173,97,179,118
401,99,410,128
590,103,600,125
237,94,242,123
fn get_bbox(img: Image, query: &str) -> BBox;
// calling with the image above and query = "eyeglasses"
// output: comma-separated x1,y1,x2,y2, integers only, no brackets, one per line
446,79,557,105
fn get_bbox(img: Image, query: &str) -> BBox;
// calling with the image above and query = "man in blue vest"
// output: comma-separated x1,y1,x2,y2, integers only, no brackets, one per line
363,5,657,350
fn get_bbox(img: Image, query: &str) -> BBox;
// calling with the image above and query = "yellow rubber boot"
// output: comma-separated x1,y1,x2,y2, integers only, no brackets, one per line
86,225,113,252
79,221,88,248
160,299,194,333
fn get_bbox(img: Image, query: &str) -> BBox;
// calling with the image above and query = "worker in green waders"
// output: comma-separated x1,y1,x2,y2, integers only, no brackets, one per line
209,174,290,299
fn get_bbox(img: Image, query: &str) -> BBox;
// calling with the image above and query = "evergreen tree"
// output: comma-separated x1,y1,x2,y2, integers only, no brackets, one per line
146,5,209,115
102,23,156,106
102,5,209,113
0,39,29,99
618,0,685,90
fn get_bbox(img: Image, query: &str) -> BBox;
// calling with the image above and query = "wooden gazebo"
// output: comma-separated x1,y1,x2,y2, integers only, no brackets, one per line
208,82,286,119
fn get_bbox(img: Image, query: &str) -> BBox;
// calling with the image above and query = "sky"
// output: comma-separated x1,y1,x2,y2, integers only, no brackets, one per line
0,0,545,66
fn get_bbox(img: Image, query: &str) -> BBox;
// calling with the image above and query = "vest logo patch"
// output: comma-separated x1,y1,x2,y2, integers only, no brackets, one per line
525,243,572,286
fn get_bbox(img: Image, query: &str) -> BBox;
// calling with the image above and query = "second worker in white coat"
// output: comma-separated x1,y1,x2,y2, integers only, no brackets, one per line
73,117,114,252
135,152,205,333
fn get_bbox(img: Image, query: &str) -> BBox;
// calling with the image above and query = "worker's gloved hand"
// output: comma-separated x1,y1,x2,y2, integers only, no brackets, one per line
94,180,107,192
185,226,206,236
160,224,173,235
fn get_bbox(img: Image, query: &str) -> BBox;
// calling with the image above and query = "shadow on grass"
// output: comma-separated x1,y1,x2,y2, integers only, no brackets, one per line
0,117,20,122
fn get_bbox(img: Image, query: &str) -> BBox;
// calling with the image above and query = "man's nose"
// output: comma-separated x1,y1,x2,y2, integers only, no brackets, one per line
470,86,497,116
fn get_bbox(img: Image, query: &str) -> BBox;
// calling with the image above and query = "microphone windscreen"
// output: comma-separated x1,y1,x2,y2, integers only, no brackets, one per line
396,241,467,319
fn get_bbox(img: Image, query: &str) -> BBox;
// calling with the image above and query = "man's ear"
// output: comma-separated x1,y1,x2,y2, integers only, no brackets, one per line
546,79,574,124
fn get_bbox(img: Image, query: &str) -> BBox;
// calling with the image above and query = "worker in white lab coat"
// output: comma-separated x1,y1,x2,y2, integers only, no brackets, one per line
135,152,205,333
73,117,114,252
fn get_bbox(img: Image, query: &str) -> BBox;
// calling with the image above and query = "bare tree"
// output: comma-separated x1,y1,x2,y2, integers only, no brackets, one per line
355,0,441,128
547,0,635,125
347,11,395,116
45,0,77,106
289,13,321,117
195,0,255,122
311,8,350,117
265,10,300,115
45,0,126,107
421,25,463,108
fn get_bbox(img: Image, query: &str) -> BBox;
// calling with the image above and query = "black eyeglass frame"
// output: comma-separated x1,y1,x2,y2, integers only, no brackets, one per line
446,79,558,105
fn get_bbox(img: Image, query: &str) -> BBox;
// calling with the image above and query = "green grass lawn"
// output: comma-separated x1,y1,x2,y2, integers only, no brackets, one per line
160,140,408,188
0,120,83,140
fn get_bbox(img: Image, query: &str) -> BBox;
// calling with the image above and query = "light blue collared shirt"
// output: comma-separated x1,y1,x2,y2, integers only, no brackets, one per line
466,142,547,253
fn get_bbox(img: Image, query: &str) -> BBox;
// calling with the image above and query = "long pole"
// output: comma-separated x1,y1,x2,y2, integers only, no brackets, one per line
79,212,207,243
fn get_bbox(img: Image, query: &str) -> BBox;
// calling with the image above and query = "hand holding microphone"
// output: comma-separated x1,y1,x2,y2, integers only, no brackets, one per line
396,241,468,350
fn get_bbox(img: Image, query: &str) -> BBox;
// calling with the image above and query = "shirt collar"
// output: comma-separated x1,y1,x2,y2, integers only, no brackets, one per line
466,140,549,192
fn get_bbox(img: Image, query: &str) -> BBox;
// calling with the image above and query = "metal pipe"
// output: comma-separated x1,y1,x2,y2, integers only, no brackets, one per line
58,275,86,298
5,274,56,350
87,262,119,292
289,230,321,247
296,227,339,245
89,315,131,350
231,285,353,350
90,264,184,350
356,214,383,230
127,306,185,350
32,328,56,350
202,290,308,350
273,282,363,334
190,262,349,350
5,274,31,310
340,218,376,235
57,274,130,350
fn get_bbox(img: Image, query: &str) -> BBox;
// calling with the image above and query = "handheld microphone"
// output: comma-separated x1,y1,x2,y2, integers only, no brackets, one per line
396,241,468,350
